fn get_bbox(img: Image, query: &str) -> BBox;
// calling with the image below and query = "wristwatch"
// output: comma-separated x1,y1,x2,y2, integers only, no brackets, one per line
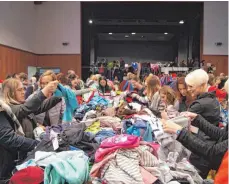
176,129,181,136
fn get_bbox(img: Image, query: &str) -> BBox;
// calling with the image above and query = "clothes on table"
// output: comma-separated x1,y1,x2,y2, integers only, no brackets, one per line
44,151,89,184
95,134,140,162
122,118,154,142
91,143,202,184
10,166,44,184
85,121,101,134
156,132,191,162
16,151,89,184
94,130,116,144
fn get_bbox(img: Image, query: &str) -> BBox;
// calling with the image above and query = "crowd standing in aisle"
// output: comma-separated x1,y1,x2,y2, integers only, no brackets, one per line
0,61,228,184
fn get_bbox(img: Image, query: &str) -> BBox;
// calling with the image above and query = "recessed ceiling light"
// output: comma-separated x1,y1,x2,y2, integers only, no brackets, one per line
164,32,168,35
88,19,93,24
125,35,129,38
109,33,113,35
141,36,145,38
179,20,184,24
132,32,136,35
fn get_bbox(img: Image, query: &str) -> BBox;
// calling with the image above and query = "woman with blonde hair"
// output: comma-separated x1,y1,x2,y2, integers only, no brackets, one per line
2,77,61,138
185,69,220,126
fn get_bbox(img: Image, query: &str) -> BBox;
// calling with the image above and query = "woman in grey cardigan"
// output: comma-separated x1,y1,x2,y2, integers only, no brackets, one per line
129,75,165,112
2,78,61,138
66,73,93,95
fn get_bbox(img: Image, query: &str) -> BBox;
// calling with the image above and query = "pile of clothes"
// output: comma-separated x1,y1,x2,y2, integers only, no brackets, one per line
10,93,205,184
90,134,203,184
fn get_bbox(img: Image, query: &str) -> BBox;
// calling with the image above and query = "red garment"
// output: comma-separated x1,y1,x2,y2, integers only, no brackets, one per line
99,66,104,74
214,151,228,184
171,73,177,78
0,79,3,83
9,166,44,184
208,86,227,102
126,96,133,103
76,96,83,104
95,134,140,162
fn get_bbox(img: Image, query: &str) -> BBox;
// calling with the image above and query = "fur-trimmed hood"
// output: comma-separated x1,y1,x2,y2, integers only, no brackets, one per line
0,99,24,136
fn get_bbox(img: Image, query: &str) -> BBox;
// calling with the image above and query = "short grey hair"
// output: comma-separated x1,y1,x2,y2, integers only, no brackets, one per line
185,69,209,87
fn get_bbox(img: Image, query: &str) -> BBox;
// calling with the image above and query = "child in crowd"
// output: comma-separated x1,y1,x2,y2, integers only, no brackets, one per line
159,86,179,119
98,76,112,95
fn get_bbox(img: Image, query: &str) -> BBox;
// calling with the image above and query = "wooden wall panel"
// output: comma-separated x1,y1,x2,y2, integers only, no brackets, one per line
201,55,228,75
37,54,81,77
0,45,82,80
0,45,37,79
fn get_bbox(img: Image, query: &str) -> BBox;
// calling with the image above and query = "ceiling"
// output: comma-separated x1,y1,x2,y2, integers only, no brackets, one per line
83,2,202,40
82,2,202,22
98,33,174,41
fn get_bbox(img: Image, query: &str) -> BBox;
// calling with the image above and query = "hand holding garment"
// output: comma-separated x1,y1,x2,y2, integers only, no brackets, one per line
54,83,78,123
156,132,191,162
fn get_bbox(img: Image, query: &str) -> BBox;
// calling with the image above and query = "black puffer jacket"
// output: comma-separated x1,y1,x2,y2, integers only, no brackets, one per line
0,105,37,179
189,92,220,126
177,115,228,171
10,92,62,138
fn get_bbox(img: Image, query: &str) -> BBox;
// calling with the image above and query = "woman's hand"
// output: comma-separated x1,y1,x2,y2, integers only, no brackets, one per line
161,110,168,120
42,80,58,97
161,120,182,134
180,111,198,121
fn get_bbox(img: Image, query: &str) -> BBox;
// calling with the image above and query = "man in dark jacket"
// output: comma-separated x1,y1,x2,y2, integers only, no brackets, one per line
0,102,37,179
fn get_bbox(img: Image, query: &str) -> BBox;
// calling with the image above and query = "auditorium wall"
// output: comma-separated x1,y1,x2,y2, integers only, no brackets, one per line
201,2,228,75
0,1,82,79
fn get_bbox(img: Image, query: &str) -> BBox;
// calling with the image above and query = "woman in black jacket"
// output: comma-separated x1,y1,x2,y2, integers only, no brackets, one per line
185,69,220,126
2,78,61,138
162,112,228,172
185,70,225,178
185,69,221,126
0,100,38,179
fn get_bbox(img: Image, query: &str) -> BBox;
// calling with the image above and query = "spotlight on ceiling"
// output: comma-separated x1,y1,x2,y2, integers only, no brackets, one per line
141,36,145,38
88,19,93,24
131,32,136,35
125,35,129,38
179,20,184,24
109,33,113,35
164,32,168,35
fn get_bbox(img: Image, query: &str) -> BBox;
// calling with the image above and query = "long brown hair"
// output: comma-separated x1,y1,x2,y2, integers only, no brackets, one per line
146,75,161,100
176,77,193,106
2,78,21,105
56,73,67,85
159,86,177,105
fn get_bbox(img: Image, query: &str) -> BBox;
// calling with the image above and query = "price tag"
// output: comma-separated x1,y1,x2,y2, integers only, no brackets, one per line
50,130,59,150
